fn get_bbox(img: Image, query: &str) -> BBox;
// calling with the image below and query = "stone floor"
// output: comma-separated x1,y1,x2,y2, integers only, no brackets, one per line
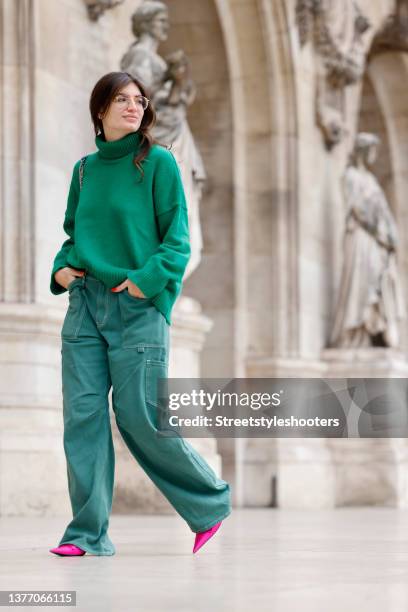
1,508,408,611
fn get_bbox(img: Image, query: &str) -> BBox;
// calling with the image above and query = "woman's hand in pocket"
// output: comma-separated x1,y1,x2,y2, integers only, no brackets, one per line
54,267,85,290
111,278,146,298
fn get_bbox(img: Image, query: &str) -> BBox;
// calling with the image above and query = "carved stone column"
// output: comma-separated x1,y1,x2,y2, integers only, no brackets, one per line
1,0,35,301
0,0,72,516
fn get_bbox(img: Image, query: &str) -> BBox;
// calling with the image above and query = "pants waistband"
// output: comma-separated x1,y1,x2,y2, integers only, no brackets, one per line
71,270,117,289
84,271,99,282
70,271,103,287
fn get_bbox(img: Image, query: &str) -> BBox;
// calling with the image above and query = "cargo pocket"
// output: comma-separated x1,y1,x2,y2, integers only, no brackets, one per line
61,280,86,339
144,350,169,431
119,289,168,349
146,358,168,408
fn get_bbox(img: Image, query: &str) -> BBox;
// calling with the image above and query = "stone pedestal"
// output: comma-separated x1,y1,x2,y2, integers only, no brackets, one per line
328,438,399,507
277,438,336,509
244,351,408,509
0,303,70,516
322,348,408,378
245,356,329,509
392,439,408,508
242,439,278,507
321,348,408,507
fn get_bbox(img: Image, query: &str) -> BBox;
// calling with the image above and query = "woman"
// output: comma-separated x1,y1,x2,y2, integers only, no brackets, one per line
49,71,231,557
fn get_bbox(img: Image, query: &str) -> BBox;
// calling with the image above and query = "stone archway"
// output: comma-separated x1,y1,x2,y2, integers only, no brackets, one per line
214,0,301,506
215,0,300,370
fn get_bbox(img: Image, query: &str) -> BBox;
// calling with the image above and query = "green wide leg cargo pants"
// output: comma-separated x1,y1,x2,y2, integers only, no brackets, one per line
57,272,231,555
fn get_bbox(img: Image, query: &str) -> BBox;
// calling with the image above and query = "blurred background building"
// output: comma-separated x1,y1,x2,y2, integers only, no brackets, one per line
1,0,408,517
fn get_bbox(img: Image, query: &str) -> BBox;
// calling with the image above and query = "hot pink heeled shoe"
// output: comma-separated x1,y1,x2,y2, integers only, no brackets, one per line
49,544,86,556
193,521,222,554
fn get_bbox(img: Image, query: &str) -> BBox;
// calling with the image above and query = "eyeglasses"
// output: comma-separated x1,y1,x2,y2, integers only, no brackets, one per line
113,94,150,111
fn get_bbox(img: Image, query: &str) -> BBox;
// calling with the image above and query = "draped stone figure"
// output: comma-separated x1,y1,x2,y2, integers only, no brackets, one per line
120,0,205,279
330,133,405,348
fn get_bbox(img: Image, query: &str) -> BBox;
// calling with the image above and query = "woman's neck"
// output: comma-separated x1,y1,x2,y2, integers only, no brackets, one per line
104,128,134,142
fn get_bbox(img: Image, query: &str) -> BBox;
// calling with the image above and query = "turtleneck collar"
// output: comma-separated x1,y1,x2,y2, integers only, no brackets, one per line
95,130,142,159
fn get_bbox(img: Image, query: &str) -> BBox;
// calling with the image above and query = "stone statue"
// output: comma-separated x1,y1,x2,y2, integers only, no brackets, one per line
330,133,405,348
120,0,205,279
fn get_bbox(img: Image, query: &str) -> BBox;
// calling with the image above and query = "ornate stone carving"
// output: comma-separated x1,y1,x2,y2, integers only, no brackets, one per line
297,0,370,85
330,133,405,349
296,0,371,149
83,0,125,22
371,0,408,56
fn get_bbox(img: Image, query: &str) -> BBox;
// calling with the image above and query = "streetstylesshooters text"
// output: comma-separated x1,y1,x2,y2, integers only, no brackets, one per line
165,390,341,429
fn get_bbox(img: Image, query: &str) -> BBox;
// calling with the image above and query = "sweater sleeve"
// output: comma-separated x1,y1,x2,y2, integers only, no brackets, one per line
127,150,191,298
50,160,81,295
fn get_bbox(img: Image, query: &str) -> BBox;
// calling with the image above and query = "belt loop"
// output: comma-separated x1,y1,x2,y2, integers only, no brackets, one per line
137,346,145,353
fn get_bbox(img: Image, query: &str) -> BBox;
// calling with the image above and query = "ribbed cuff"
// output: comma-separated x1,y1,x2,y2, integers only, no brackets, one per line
127,266,167,299
50,265,67,295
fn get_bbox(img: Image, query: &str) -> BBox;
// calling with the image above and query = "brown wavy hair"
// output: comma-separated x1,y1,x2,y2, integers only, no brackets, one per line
89,71,163,177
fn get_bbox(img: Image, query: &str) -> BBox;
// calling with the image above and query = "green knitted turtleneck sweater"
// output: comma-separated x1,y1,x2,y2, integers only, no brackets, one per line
50,130,191,325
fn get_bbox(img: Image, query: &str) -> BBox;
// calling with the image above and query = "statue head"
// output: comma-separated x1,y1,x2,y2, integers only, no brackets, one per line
164,49,190,80
352,132,380,166
131,1,169,42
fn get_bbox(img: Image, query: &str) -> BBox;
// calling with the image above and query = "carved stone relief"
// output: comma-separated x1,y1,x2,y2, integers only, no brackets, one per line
296,0,371,149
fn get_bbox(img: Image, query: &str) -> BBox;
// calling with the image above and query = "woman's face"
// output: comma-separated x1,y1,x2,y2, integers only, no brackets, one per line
99,82,145,137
